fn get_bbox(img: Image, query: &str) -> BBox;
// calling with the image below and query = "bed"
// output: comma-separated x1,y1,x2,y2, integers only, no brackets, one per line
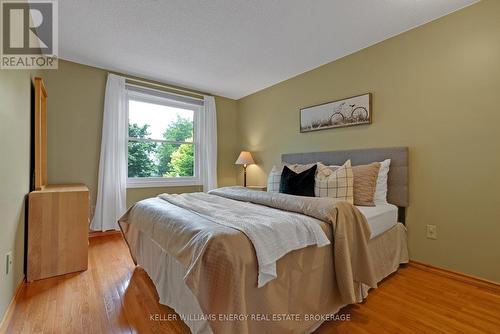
119,147,409,334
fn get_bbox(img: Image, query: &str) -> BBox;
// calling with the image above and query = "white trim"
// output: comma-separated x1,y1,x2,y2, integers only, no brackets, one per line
125,85,203,188
125,94,130,183
128,137,193,145
193,104,202,184
127,177,201,188
127,88,203,109
126,82,204,103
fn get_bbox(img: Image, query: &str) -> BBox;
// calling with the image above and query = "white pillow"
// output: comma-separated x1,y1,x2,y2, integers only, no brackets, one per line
373,159,391,204
267,163,316,192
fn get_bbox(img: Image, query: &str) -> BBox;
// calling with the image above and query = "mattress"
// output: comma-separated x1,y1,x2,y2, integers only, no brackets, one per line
356,203,399,239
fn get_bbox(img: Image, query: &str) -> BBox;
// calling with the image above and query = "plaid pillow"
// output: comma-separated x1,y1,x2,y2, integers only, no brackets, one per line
267,163,316,192
315,160,354,203
267,165,282,192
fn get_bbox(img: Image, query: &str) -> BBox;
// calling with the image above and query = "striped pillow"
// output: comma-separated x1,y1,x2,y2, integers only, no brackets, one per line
267,163,316,192
315,161,354,203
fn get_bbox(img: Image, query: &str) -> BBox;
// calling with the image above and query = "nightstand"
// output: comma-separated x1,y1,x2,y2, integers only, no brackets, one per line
246,185,267,191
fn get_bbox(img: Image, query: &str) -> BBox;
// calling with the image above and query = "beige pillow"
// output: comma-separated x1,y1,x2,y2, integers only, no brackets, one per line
315,161,354,203
352,162,381,206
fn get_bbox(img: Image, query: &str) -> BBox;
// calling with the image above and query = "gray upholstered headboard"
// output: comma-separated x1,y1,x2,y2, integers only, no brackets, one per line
282,147,409,209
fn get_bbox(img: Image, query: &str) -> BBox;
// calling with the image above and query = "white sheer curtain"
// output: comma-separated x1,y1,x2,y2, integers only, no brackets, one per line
90,74,127,231
201,95,218,192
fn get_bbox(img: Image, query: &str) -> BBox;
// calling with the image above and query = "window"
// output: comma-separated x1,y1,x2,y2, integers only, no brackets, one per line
126,85,203,188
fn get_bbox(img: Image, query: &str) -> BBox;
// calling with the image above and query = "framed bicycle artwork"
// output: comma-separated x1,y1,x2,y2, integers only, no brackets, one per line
299,93,372,132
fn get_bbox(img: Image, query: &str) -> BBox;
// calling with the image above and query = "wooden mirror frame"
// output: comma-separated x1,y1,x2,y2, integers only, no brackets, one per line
34,77,48,190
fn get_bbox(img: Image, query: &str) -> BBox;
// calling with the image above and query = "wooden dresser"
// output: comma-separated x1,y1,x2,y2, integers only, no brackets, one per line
27,185,89,282
27,77,89,282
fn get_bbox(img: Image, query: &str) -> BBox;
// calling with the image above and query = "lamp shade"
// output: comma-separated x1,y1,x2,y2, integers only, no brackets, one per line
235,151,255,165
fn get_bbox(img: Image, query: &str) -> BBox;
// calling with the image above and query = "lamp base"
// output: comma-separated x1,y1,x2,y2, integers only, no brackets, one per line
243,165,247,187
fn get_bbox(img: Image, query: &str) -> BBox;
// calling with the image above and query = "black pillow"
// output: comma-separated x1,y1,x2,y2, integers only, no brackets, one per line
279,164,317,197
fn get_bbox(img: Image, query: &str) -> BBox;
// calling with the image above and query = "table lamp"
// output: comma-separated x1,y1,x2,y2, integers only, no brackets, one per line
235,151,255,187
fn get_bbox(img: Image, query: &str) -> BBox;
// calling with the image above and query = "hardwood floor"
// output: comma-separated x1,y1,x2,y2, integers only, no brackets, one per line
3,234,500,333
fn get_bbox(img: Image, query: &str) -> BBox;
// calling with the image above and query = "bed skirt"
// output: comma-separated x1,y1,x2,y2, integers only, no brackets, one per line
124,223,408,334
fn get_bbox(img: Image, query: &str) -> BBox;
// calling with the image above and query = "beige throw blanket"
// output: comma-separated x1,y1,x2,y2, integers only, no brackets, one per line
119,187,376,333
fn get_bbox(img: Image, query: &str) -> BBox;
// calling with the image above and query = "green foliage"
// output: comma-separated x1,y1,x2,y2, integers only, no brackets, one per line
128,116,194,178
166,143,194,177
157,144,177,176
128,124,157,177
158,116,193,176
163,115,193,141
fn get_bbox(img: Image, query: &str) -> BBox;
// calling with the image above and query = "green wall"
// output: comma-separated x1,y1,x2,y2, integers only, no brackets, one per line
237,0,500,282
0,71,32,319
39,60,239,213
2,5,496,324
0,61,238,320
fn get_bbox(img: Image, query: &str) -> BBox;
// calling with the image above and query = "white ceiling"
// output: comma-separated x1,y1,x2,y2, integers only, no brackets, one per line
59,0,478,99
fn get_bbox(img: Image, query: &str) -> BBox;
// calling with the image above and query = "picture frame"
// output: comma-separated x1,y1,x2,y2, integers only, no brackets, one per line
300,93,372,132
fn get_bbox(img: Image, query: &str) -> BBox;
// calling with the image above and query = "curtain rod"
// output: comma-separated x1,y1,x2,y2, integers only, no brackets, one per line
124,77,207,99
126,82,204,102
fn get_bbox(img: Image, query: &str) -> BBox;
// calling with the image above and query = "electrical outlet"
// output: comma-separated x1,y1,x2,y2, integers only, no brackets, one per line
426,225,437,240
5,251,13,275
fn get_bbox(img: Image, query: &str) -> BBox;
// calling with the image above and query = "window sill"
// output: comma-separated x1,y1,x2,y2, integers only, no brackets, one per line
127,178,202,189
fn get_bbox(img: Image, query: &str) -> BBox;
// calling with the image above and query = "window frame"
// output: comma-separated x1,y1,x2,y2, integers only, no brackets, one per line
125,87,202,188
